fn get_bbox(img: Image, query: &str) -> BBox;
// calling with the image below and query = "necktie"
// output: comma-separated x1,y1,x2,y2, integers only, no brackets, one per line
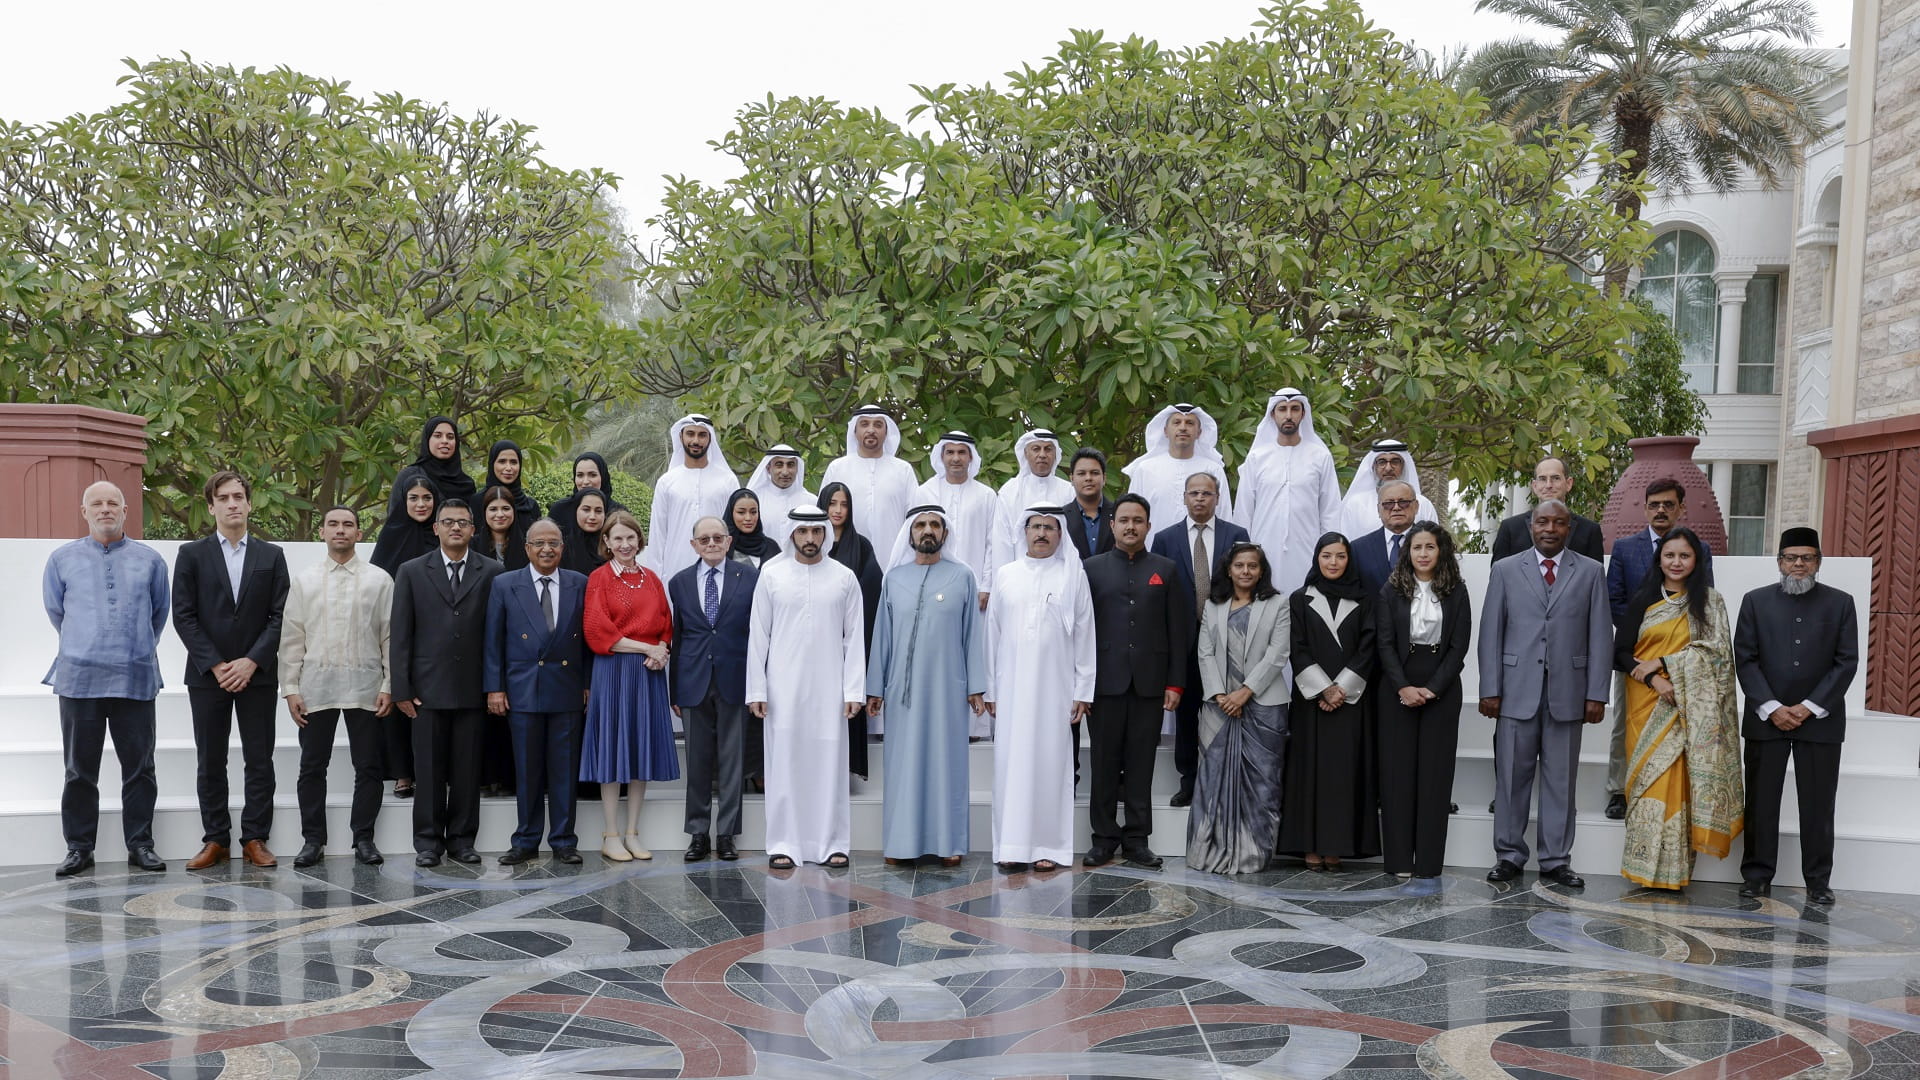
1542,558,1556,587
449,560,463,589
1192,524,1210,617
1388,532,1402,569
540,576,555,632
704,567,720,626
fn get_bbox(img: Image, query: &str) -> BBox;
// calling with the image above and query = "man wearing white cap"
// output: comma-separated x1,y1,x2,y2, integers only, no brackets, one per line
1124,403,1236,526
821,405,919,542
746,444,816,525
985,504,1095,873
1339,438,1437,538
647,415,739,581
746,506,867,869
994,429,1075,569
915,431,999,617
1237,389,1343,589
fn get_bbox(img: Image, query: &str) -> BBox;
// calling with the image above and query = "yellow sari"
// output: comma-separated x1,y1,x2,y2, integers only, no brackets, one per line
1620,588,1743,889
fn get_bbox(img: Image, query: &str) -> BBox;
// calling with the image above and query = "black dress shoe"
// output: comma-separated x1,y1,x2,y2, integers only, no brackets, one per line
1488,800,1497,814
415,852,441,867
448,848,482,864
685,834,711,862
1124,847,1164,869
354,841,383,865
1169,785,1194,808
1449,803,1458,814
54,850,94,878
1605,793,1627,820
552,847,582,864
1485,860,1523,883
499,847,539,866
293,843,324,868
1082,846,1116,868
128,848,165,872
716,836,738,861
1807,885,1836,905
1739,880,1771,899
1540,865,1585,888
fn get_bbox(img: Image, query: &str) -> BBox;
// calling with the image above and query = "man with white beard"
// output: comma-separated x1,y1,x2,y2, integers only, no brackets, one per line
914,431,999,614
821,405,919,541
1338,438,1437,538
646,415,739,581
994,429,1075,567
746,444,816,525
1236,389,1343,589
746,506,867,870
1124,403,1235,525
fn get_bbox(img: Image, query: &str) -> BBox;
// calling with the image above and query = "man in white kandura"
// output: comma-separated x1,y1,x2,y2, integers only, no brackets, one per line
647,414,739,580
986,504,1096,873
821,404,919,540
994,429,1075,568
1338,437,1437,538
915,431,998,611
1237,388,1343,589
746,506,867,870
1124,403,1235,525
746,444,816,525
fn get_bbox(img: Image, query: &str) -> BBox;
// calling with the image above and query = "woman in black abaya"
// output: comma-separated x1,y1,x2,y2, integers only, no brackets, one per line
819,482,881,780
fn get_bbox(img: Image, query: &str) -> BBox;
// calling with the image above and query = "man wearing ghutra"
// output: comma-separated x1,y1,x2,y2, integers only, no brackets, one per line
746,444,816,525
1338,438,1438,539
1124,403,1236,525
746,506,867,869
821,405,919,541
994,429,1075,568
647,415,739,582
867,507,988,866
914,431,999,615
1237,389,1344,590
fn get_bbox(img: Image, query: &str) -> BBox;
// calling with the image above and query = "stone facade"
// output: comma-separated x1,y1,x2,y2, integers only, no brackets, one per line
1857,0,1920,421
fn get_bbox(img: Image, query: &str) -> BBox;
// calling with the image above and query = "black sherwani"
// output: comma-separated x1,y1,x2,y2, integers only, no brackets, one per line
1083,546,1191,851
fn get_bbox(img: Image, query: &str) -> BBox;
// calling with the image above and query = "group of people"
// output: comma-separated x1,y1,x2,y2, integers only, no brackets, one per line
38,392,1859,904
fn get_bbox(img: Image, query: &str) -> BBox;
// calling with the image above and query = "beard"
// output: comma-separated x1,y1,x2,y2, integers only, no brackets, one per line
1779,573,1817,595
914,534,945,554
683,442,707,459
796,541,823,559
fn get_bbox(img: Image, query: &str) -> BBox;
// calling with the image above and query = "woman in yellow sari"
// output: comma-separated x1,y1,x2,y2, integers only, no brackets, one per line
1615,527,1743,890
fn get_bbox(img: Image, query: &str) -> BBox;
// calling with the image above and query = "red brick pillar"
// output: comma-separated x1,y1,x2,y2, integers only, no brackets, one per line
0,404,150,538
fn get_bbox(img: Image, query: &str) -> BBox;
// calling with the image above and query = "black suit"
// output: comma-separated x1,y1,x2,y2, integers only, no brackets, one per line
1733,581,1859,889
1350,526,1414,595
172,534,291,848
1374,581,1472,876
1067,497,1117,559
1149,517,1249,790
669,559,758,838
391,549,504,854
1082,547,1191,851
1489,510,1604,563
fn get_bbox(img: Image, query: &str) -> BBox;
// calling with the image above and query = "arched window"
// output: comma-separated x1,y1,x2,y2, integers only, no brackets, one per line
1637,231,1717,393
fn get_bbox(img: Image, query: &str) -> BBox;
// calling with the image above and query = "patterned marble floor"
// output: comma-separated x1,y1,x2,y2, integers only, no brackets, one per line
2,851,1918,1079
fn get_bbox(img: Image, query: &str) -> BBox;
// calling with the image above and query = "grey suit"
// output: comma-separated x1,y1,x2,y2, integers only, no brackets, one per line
1476,548,1612,871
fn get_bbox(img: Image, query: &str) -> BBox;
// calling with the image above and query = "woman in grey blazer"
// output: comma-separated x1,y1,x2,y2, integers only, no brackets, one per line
1187,542,1291,874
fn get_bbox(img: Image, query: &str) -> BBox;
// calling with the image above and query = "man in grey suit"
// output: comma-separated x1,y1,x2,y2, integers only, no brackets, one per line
1477,500,1611,888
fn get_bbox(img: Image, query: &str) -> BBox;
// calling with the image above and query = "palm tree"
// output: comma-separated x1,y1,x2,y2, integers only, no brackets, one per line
1458,0,1837,287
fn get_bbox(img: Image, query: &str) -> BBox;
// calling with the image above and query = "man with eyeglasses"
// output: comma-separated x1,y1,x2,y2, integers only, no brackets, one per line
1733,528,1857,904
1339,438,1437,538
390,498,504,866
1351,480,1421,594
668,516,757,862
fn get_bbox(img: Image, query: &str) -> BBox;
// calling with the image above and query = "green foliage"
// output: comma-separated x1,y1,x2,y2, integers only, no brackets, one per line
644,2,1649,490
0,58,662,536
517,464,653,533
1568,298,1707,519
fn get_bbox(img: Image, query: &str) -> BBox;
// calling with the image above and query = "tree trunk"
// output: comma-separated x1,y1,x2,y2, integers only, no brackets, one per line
1604,103,1655,295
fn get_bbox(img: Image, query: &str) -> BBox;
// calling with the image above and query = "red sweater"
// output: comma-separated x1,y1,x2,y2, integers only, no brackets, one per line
584,563,673,655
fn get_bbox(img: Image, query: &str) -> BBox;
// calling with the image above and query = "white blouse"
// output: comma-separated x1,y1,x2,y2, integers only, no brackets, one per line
1409,579,1444,646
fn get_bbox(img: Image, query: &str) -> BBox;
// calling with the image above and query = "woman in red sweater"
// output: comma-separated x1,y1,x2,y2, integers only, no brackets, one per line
582,510,679,861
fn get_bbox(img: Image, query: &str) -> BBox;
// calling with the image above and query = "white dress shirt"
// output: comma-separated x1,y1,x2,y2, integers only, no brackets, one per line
220,532,249,601
529,564,562,626
1185,517,1214,576
1409,579,1443,646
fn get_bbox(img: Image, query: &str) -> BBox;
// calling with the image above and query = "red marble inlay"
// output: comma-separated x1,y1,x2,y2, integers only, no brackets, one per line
497,993,756,1078
1663,1034,1825,1080
662,903,901,1036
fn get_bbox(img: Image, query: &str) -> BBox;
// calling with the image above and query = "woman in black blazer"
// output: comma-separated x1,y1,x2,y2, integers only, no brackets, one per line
1374,521,1472,882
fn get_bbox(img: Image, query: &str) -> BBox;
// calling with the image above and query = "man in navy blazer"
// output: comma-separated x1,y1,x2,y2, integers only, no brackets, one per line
485,519,591,865
1148,472,1247,804
668,515,758,862
1350,479,1421,595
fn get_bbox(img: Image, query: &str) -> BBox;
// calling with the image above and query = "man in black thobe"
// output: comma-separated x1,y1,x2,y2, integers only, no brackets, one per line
1733,527,1858,905
1081,494,1189,869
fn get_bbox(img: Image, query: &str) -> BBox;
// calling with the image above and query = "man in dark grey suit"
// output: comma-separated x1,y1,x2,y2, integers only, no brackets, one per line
1487,457,1604,562
1477,501,1612,888
1733,527,1858,904
669,516,757,863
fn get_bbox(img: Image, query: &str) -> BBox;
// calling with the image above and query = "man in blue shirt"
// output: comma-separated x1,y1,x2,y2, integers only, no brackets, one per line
41,482,171,878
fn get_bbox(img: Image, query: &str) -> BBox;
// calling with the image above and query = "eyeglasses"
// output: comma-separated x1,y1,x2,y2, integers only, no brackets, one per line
437,519,473,529
693,535,729,545
527,540,562,550
1646,500,1680,511
1778,553,1818,565
1026,523,1060,532
1378,499,1414,510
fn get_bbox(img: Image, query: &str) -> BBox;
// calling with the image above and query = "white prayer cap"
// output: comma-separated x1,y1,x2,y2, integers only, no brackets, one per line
843,404,902,459
667,413,733,475
779,504,833,559
1246,388,1328,458
746,443,808,493
1011,429,1063,476
1018,502,1072,563
885,503,973,575
1344,437,1426,503
926,431,982,482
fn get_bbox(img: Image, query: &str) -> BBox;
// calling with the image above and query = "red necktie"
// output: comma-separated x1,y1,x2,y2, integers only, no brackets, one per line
1543,558,1556,586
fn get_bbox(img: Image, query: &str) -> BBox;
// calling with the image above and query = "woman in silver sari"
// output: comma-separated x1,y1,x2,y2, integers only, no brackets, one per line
1187,542,1292,874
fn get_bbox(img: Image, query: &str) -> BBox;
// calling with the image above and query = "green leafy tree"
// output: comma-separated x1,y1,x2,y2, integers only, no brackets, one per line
0,58,664,536
644,1,1650,490
1573,298,1707,517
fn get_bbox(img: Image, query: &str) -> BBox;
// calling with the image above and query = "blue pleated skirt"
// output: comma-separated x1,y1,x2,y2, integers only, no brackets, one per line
580,653,681,783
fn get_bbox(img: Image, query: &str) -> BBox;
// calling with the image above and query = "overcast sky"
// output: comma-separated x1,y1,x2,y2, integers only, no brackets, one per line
1,0,1854,239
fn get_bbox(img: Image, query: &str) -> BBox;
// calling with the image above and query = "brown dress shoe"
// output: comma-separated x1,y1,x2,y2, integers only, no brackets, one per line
185,842,228,870
241,840,278,868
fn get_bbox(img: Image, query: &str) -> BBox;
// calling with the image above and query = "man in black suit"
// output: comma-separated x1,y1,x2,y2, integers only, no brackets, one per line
669,515,758,863
1351,480,1420,594
1082,494,1190,869
173,470,291,871
1733,527,1858,905
1488,457,1604,562
390,498,503,867
1148,472,1248,806
1067,448,1117,559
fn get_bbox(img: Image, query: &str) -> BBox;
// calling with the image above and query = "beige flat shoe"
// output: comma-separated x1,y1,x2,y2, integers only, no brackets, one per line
623,834,653,860
601,834,633,862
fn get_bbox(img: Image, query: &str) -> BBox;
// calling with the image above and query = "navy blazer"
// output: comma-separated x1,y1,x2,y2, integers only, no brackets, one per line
483,567,590,712
1149,518,1250,613
1349,526,1411,596
1067,496,1117,559
1606,528,1715,621
668,558,757,707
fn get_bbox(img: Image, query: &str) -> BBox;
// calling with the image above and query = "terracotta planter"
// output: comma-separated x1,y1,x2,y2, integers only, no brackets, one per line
1599,437,1728,556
